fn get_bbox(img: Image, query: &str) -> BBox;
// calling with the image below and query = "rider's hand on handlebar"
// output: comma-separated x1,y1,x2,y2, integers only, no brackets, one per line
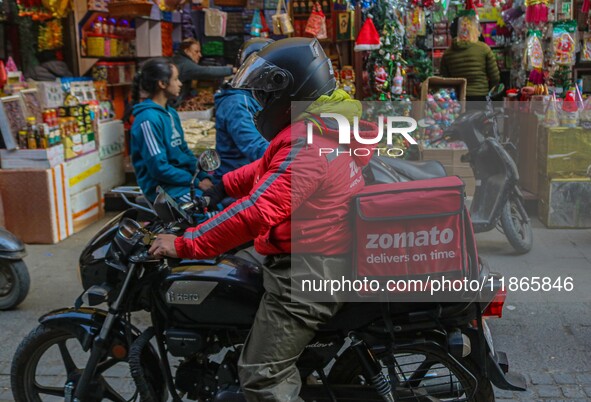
204,181,226,207
149,234,179,259
198,178,214,191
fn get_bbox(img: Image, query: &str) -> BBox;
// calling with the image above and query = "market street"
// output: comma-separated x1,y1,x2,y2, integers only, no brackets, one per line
0,213,590,401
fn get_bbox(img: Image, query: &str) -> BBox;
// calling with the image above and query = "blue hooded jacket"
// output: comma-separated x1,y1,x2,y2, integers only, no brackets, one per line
214,88,268,181
130,99,207,202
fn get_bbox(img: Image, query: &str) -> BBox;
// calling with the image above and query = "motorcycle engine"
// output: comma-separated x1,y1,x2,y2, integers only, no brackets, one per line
176,350,240,400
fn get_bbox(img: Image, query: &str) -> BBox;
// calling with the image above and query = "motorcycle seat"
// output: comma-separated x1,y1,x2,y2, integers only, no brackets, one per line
379,157,448,181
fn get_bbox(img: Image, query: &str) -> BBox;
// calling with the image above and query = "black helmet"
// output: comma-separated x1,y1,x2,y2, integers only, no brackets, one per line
231,37,336,141
235,38,274,67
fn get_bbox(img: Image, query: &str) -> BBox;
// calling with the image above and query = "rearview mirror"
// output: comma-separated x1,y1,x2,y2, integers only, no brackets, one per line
199,149,221,172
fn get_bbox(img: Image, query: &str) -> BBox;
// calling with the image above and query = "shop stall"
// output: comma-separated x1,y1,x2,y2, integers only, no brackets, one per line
1,0,590,239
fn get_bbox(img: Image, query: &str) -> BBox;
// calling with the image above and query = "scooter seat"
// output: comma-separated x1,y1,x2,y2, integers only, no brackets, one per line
379,157,448,181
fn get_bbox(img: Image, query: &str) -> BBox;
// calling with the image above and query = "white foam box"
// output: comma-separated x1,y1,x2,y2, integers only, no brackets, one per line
97,120,125,160
0,144,64,169
71,185,104,234
64,151,102,195
35,81,65,109
0,164,74,244
99,154,125,192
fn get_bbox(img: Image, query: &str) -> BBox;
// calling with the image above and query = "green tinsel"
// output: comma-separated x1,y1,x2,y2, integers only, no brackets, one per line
8,0,39,72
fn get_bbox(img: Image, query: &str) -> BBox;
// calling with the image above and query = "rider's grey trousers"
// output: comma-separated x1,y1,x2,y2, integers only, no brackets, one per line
237,254,348,402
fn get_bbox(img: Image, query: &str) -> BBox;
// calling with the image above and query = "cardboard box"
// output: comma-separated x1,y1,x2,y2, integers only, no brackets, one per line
420,76,467,102
538,178,591,228
421,148,475,196
0,165,74,244
538,127,591,178
71,185,104,233
516,112,541,195
99,154,125,192
0,144,64,169
65,151,102,195
97,120,125,160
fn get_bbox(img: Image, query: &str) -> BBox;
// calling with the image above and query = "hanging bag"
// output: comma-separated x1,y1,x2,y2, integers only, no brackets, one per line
272,0,294,35
304,2,327,39
204,8,227,37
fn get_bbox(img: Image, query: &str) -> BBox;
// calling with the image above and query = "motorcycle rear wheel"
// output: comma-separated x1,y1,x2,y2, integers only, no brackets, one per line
500,198,532,255
0,260,30,310
328,344,495,401
11,324,166,402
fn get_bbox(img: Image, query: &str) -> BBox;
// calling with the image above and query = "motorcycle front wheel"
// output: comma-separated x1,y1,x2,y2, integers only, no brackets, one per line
328,344,495,401
11,324,166,402
500,198,533,255
0,259,30,310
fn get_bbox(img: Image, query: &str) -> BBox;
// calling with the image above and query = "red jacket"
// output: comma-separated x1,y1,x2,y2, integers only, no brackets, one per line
174,118,378,259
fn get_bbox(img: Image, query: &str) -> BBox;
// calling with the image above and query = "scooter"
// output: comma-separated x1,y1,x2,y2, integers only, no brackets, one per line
370,85,533,254
0,227,30,309
437,84,532,254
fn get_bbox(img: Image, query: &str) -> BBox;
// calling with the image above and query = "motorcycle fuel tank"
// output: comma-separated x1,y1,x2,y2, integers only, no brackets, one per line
160,254,264,327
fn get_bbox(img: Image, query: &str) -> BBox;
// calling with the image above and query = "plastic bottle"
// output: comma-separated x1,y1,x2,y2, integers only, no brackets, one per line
26,117,37,149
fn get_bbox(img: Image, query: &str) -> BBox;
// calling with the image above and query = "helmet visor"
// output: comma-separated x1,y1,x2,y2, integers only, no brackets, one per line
230,54,289,93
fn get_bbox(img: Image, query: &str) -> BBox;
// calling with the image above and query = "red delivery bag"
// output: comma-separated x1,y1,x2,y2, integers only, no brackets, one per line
354,176,476,282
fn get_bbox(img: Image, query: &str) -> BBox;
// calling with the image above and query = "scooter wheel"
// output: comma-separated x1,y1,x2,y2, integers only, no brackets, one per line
0,260,30,310
500,199,533,255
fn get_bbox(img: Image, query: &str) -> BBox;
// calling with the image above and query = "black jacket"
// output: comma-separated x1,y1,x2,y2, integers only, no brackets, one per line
172,52,232,103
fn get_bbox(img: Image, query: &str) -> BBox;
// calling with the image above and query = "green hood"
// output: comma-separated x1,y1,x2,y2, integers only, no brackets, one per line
296,89,362,124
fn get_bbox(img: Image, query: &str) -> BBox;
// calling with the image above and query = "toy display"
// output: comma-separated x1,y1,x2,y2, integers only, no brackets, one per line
553,21,577,66
421,88,463,145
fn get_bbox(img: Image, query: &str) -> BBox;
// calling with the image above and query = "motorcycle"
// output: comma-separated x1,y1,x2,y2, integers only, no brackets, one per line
372,85,533,255
0,227,30,310
11,150,526,401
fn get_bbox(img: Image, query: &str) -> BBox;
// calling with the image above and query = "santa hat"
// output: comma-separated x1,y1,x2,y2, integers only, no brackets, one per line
355,17,381,52
562,90,579,113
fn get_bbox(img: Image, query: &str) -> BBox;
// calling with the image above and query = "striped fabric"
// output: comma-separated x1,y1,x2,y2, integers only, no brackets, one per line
140,121,161,156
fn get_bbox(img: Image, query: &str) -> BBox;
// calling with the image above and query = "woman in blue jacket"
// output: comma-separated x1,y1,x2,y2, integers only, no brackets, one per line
128,58,213,203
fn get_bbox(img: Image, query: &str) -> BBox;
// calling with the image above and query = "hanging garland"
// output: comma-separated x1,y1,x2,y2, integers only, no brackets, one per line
38,19,63,50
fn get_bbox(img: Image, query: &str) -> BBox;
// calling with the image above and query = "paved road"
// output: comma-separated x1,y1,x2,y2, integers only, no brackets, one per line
1,213,590,401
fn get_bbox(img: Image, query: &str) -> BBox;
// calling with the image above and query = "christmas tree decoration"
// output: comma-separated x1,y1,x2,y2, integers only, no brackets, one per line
354,17,381,51
392,64,403,95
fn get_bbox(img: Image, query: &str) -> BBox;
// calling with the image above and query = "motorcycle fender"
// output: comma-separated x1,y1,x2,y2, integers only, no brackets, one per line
464,327,527,391
39,307,145,352
0,227,26,259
